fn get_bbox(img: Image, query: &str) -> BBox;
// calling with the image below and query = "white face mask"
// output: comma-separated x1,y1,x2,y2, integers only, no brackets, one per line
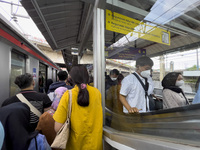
175,80,184,87
141,70,151,78
111,78,117,81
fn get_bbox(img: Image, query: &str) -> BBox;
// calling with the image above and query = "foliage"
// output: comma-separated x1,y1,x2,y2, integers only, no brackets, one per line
186,65,198,71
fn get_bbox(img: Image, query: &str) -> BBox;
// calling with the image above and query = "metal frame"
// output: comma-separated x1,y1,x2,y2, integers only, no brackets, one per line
31,0,58,49
93,0,105,125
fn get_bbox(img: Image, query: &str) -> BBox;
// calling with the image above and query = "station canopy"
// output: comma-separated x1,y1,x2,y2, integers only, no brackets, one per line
21,0,200,63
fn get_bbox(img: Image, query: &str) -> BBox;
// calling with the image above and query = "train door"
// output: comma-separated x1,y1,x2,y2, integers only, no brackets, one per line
39,63,47,93
10,50,26,96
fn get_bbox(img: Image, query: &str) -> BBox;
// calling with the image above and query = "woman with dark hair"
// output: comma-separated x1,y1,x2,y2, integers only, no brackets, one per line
53,65,103,150
162,72,189,109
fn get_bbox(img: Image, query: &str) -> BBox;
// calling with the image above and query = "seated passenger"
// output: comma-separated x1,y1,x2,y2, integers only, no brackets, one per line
0,102,51,150
162,72,190,109
48,71,72,100
36,87,68,145
192,76,200,104
2,73,52,131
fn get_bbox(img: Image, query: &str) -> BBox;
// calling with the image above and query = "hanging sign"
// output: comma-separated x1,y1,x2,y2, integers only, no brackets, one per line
106,9,170,45
109,47,146,60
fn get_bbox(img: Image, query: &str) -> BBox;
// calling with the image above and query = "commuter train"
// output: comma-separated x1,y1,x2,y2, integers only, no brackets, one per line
0,14,60,106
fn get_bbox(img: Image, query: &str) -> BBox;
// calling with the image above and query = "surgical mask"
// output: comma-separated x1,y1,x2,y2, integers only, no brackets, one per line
175,80,184,87
111,78,117,81
141,70,151,78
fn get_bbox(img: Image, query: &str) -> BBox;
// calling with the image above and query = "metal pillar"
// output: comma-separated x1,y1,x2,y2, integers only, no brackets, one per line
196,48,199,70
93,5,105,125
78,55,81,64
160,55,165,81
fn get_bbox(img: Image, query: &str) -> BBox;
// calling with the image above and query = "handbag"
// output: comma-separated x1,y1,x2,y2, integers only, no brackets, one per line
149,94,163,110
51,90,72,149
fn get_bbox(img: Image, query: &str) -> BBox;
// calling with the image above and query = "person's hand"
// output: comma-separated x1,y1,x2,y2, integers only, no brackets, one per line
128,107,142,113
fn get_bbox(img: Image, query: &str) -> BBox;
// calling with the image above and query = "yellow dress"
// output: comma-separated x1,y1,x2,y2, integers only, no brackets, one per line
53,85,103,150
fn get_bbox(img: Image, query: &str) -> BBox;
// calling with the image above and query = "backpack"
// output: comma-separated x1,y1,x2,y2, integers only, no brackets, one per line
28,133,51,150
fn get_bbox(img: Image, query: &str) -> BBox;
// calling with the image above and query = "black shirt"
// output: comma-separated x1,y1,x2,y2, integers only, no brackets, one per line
2,90,52,131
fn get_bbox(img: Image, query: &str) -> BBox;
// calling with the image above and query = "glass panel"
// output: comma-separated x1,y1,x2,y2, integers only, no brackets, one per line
104,0,200,142
10,51,26,96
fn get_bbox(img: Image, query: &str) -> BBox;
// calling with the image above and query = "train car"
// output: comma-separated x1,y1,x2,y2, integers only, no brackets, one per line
0,13,60,106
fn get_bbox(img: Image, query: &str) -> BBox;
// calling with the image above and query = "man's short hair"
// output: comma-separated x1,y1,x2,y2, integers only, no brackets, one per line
15,73,33,89
57,71,68,81
110,69,119,76
136,56,154,67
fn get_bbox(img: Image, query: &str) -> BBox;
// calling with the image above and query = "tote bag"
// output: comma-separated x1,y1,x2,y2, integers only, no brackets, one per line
51,90,72,149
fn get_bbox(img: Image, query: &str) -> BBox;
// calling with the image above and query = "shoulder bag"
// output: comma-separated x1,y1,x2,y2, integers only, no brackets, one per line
51,90,72,149
16,93,42,117
133,73,163,111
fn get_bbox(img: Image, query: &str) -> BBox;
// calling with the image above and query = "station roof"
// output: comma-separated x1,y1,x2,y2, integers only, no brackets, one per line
20,0,200,64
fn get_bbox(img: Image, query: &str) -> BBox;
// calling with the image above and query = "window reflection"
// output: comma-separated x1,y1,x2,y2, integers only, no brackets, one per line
10,51,26,96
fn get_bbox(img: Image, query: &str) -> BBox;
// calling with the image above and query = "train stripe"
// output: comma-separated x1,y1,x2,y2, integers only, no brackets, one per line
0,28,58,69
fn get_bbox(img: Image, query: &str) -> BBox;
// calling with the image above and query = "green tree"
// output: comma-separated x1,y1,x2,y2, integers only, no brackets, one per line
186,65,198,71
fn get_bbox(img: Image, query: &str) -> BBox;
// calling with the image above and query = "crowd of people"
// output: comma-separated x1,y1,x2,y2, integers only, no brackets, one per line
0,56,199,149
0,65,102,150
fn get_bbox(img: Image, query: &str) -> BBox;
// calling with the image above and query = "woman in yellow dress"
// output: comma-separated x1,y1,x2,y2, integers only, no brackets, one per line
53,65,103,150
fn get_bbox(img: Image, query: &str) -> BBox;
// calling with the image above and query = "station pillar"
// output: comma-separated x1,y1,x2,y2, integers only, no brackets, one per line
93,3,105,125
160,55,165,81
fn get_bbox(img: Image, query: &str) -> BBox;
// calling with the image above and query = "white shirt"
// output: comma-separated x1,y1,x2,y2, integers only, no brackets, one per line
120,72,154,113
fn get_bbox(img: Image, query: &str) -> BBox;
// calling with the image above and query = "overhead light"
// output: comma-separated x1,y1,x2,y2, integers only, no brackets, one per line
71,48,78,51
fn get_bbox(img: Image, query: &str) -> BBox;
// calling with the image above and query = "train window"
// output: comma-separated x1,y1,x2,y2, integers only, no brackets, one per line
10,51,26,96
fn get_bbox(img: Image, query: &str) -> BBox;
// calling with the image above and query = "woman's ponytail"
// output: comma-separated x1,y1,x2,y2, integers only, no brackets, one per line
69,65,90,106
77,84,89,106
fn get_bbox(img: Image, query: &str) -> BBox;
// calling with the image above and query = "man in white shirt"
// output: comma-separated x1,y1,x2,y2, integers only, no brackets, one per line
119,56,154,113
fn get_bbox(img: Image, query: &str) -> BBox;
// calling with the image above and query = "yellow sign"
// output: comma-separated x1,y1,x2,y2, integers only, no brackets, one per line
106,9,170,45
